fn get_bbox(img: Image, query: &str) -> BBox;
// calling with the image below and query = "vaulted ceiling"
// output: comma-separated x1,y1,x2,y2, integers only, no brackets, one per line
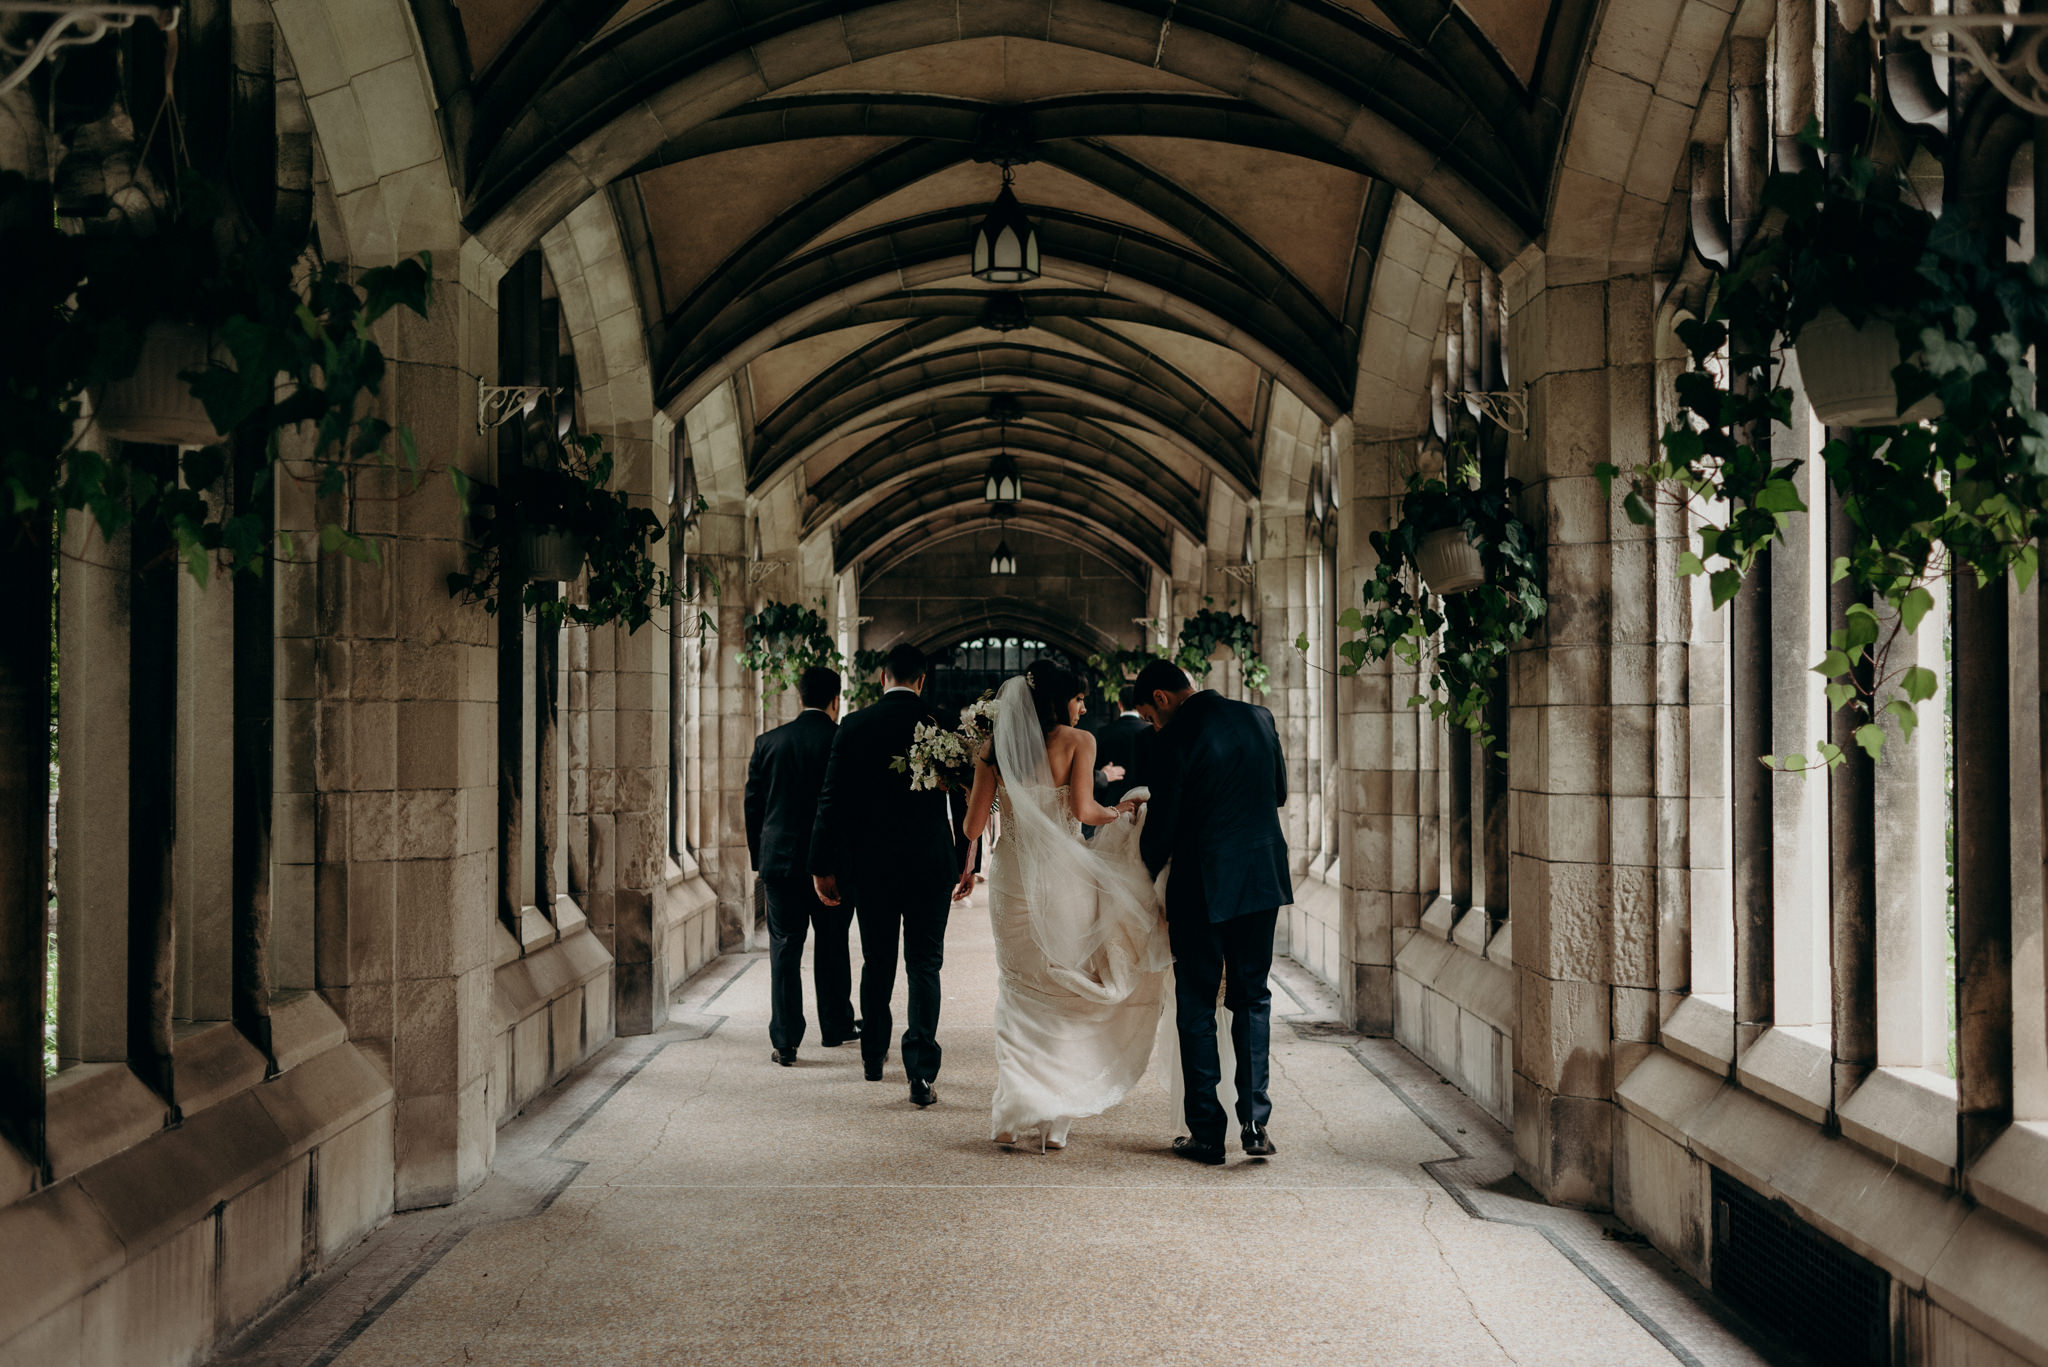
403,0,1597,597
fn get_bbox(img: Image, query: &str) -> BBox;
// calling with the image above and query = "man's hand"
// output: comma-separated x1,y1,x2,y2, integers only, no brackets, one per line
813,874,841,907
1100,763,1126,783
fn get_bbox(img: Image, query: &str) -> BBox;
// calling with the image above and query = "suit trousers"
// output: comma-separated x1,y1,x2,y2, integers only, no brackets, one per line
1168,907,1279,1146
852,875,952,1081
763,873,857,1051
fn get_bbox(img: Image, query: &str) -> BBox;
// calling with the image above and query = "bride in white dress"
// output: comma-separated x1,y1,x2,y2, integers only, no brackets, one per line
958,663,1174,1151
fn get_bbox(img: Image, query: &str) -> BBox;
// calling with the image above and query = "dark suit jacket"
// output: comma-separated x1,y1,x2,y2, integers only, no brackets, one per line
744,709,836,879
1139,690,1293,924
808,689,960,896
1092,713,1151,806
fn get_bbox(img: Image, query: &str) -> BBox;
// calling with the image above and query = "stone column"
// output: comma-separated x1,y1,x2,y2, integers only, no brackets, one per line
316,243,500,1209
1500,266,1671,1209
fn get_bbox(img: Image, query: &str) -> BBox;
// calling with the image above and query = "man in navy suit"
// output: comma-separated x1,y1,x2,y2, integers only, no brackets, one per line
1093,686,1152,806
810,644,968,1107
745,666,857,1065
1136,659,1292,1165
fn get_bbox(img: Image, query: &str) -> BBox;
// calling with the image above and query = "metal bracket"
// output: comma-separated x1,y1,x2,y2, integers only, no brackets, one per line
476,385,560,435
1222,564,1258,587
1450,384,1529,436
0,3,180,95
746,559,788,586
1877,12,2048,117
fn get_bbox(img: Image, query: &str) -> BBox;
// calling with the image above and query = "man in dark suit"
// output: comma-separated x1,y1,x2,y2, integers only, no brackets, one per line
1093,686,1152,807
810,643,969,1106
1136,659,1292,1166
745,666,858,1065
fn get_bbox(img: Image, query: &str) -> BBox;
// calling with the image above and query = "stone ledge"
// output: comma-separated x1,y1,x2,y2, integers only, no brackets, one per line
1838,1066,1958,1189
44,1064,171,1183
0,1039,391,1349
1619,1047,1991,1305
1971,1122,2048,1245
1659,994,1734,1076
171,1022,269,1119
268,991,348,1073
493,920,613,1030
1732,1024,1831,1125
1925,1207,2048,1365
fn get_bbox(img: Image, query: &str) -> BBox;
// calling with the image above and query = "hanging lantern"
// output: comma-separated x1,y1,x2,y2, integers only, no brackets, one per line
990,537,1017,576
983,451,1022,503
970,166,1041,283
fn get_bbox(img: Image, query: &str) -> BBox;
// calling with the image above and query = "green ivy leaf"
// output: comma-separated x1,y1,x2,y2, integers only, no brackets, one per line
1883,698,1920,740
1899,585,1936,634
1854,723,1886,761
1825,682,1856,711
1901,665,1939,703
1814,649,1853,677
1843,603,1880,648
1677,551,1705,577
1709,568,1743,609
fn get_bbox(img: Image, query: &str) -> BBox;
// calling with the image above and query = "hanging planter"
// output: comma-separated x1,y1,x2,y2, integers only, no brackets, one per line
91,322,223,447
1416,526,1486,595
1174,605,1269,694
1795,306,1942,427
521,528,584,583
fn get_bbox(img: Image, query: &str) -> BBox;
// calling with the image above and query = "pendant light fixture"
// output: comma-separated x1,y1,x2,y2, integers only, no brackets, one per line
970,165,1041,283
983,414,1022,503
989,508,1018,576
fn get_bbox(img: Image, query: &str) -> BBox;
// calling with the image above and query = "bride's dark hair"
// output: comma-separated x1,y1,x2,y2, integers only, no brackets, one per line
1022,659,1084,737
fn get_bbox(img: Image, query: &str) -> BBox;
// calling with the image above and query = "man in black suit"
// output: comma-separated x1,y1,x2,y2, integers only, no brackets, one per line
810,644,969,1106
1136,659,1292,1166
745,666,858,1065
1093,686,1151,807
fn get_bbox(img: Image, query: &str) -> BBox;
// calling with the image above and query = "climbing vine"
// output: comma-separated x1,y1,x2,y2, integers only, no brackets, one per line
1598,122,2048,768
1312,455,1546,754
738,600,842,697
1175,603,1269,694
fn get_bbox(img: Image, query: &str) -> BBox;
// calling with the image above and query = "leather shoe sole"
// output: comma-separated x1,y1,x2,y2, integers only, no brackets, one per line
1241,1127,1276,1157
1172,1136,1226,1166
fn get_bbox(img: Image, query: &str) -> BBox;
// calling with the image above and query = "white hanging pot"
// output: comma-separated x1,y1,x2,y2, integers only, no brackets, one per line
1794,305,1942,428
521,528,585,583
91,322,223,447
1416,526,1485,596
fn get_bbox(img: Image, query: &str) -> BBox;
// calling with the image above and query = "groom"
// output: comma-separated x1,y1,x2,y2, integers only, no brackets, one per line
810,643,968,1107
1135,659,1293,1165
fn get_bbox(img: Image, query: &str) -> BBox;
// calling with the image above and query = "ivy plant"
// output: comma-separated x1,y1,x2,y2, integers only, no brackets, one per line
1175,603,1269,694
845,647,891,707
446,434,701,632
1597,121,2048,768
738,600,842,697
1084,645,1166,700
2,171,433,580
1310,459,1546,754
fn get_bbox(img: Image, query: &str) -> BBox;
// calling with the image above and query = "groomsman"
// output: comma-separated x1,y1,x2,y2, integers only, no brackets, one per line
745,666,859,1065
810,644,969,1106
1093,686,1151,806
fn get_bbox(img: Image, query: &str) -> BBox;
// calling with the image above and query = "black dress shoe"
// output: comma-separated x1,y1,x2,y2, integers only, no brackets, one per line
1241,1125,1276,1157
1172,1135,1226,1166
910,1079,938,1107
822,1021,863,1047
771,1047,796,1067
863,1060,885,1082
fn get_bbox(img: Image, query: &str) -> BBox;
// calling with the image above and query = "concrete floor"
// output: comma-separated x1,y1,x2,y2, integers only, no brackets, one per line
215,892,1788,1367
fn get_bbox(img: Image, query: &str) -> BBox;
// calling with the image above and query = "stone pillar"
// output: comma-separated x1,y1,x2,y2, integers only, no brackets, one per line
316,243,500,1210
607,433,671,1034
1502,266,1667,1209
1332,436,1440,1034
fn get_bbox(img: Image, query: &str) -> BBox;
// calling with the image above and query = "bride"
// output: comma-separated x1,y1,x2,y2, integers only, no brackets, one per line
958,662,1173,1151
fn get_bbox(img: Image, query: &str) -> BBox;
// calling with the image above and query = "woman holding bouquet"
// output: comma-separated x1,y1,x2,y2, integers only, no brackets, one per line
956,662,1171,1152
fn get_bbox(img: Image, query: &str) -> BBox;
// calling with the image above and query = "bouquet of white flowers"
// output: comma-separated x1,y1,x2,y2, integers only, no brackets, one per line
889,691,1001,792
958,690,1000,744
890,721,971,792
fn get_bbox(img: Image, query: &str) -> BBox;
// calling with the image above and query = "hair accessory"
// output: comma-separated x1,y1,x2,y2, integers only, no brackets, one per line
1025,668,1038,690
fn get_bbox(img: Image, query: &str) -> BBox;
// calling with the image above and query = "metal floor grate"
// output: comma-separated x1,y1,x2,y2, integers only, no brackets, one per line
1711,1168,1890,1367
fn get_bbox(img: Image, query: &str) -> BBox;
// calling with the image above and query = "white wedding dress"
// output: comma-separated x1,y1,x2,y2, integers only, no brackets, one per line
984,676,1175,1149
